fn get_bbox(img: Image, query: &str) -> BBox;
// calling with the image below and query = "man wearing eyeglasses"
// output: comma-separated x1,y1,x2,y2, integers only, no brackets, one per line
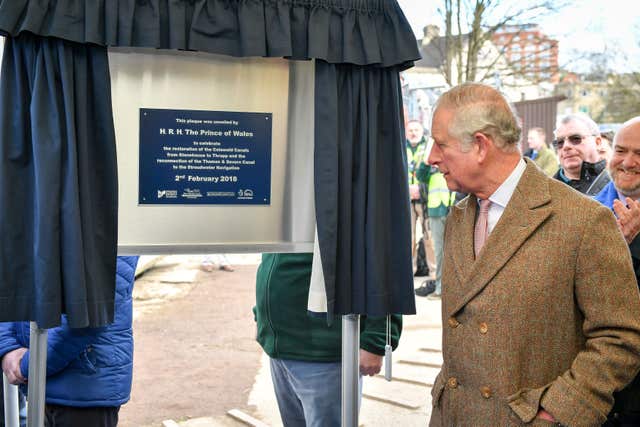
552,114,611,195
595,117,640,426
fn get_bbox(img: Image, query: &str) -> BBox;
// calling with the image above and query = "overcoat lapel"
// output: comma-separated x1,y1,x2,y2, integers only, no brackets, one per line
448,196,476,287
446,161,553,318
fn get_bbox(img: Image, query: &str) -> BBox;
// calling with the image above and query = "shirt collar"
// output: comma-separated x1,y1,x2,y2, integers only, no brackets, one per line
487,158,527,208
558,167,570,183
617,190,640,204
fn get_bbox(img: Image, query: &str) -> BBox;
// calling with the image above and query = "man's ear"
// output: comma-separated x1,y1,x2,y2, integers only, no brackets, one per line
473,132,492,163
594,135,602,147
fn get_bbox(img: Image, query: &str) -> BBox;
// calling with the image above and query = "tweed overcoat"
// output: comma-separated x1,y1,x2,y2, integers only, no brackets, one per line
429,161,640,427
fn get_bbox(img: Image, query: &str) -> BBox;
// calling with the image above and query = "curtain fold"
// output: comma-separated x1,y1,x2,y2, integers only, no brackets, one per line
0,33,118,328
0,0,420,67
315,60,415,317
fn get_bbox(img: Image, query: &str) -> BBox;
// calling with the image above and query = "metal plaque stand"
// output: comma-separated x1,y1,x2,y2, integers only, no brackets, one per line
3,373,19,427
26,322,47,427
341,314,360,427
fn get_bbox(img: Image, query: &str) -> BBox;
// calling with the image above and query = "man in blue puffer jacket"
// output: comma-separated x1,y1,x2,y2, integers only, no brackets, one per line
0,256,138,427
595,119,640,426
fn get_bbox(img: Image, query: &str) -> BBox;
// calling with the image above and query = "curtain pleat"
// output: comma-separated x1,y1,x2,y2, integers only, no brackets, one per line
315,60,415,316
0,33,118,328
0,0,420,67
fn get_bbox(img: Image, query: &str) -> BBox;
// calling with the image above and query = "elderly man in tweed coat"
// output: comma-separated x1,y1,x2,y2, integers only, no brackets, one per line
427,83,640,427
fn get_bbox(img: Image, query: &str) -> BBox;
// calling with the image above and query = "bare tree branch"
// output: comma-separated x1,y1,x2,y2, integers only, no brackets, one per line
431,0,568,86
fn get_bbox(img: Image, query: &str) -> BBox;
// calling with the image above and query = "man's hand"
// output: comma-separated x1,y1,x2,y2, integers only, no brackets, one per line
1,348,27,385
613,198,640,244
359,350,383,376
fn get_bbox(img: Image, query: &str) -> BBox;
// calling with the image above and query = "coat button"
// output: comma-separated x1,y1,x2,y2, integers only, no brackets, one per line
447,377,458,389
448,317,460,328
479,322,488,334
480,386,492,398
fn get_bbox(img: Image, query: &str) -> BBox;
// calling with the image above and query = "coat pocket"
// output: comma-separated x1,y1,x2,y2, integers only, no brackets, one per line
77,346,98,375
431,372,445,408
507,384,553,424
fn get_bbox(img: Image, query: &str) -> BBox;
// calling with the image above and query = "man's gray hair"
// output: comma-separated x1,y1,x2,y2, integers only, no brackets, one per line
556,113,599,136
434,83,522,153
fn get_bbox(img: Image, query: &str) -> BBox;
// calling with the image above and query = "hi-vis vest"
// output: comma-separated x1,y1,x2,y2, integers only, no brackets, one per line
428,170,456,209
406,142,427,185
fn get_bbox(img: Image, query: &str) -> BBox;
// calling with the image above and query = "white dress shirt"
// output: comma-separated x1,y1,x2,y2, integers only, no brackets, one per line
484,158,527,234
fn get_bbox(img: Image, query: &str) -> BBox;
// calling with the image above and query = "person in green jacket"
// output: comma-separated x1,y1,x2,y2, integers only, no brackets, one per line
413,150,456,299
254,253,402,427
525,127,559,177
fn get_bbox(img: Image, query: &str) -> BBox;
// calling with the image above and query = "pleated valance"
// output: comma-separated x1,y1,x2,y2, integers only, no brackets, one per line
0,0,420,67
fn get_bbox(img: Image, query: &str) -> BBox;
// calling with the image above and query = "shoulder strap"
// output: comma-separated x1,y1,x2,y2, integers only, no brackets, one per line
586,169,610,196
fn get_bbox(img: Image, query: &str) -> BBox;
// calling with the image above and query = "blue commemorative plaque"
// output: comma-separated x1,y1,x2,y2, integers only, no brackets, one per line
139,108,272,205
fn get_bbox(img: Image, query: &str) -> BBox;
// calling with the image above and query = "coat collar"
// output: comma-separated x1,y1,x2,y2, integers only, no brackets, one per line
445,159,553,318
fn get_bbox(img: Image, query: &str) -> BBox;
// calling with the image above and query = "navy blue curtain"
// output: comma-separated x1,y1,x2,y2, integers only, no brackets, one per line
0,33,118,328
0,0,418,67
315,61,415,317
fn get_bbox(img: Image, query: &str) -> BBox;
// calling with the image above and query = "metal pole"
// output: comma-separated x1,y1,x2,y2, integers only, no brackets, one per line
3,373,19,427
27,322,47,427
341,314,359,427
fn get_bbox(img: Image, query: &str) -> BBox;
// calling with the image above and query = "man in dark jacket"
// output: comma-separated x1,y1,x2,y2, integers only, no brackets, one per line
552,113,610,195
596,117,640,426
0,256,138,427
254,253,401,427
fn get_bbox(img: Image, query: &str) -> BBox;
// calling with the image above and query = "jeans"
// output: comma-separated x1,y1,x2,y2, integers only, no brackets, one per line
269,358,362,427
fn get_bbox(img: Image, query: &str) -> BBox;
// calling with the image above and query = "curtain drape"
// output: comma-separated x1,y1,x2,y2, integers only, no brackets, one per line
314,60,415,317
0,33,118,328
0,0,418,67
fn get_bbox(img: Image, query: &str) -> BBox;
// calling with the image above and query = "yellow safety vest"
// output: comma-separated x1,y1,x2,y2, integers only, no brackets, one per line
406,142,427,185
427,171,455,209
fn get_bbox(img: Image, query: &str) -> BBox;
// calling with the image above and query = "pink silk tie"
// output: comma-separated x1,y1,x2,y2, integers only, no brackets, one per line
474,199,491,257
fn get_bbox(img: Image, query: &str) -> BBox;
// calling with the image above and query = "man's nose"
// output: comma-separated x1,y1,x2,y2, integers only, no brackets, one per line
560,143,572,152
427,149,438,165
622,153,638,168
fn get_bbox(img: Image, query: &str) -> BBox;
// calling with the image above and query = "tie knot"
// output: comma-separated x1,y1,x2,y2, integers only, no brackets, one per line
479,199,491,214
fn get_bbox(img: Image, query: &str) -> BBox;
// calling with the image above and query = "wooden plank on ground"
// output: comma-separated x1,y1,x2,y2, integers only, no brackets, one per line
227,409,270,427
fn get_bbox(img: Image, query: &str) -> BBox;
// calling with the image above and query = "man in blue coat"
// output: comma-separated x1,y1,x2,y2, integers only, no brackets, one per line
595,117,640,426
0,256,138,427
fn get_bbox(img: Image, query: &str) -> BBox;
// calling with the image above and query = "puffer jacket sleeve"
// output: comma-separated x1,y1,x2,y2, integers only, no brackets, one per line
19,318,105,379
19,256,139,379
0,322,24,358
